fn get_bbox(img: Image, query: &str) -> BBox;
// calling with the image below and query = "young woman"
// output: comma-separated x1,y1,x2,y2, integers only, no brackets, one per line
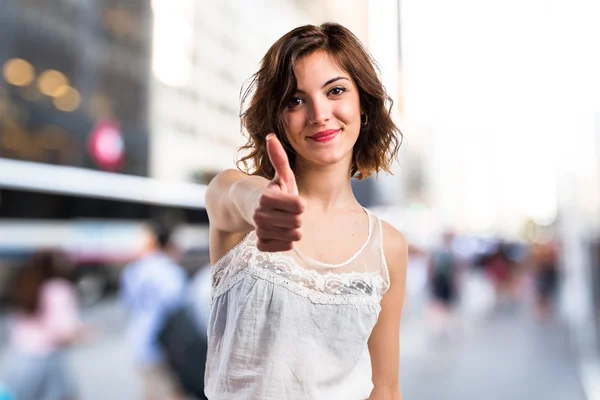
205,23,407,400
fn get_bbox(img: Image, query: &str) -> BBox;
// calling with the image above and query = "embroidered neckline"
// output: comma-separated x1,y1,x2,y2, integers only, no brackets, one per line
211,235,387,306
212,264,384,306
292,207,372,268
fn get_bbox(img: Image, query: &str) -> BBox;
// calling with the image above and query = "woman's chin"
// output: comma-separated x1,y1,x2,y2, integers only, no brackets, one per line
301,153,350,168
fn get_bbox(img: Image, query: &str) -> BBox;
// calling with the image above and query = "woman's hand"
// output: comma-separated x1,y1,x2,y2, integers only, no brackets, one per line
254,134,305,252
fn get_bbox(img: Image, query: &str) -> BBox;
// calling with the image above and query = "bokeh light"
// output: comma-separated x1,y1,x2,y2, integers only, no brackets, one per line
52,86,81,112
37,70,69,97
2,58,35,87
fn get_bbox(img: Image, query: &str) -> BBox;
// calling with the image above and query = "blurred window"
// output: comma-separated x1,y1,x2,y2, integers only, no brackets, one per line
151,0,195,87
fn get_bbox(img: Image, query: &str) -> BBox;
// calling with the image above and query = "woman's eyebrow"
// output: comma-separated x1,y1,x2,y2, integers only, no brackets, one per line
296,76,350,94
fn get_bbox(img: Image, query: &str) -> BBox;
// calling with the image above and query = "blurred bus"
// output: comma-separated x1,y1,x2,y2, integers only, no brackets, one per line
0,158,209,307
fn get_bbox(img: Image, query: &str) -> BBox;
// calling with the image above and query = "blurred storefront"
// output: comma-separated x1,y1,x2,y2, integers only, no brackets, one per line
0,0,215,217
0,0,164,217
0,0,151,177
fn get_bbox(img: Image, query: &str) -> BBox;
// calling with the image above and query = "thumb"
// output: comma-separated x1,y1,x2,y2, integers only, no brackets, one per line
266,134,298,195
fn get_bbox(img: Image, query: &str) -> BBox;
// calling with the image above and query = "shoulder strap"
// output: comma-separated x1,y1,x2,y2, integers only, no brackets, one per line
371,213,391,291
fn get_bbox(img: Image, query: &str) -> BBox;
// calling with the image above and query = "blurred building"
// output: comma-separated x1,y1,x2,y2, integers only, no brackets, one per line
399,0,563,237
0,0,151,177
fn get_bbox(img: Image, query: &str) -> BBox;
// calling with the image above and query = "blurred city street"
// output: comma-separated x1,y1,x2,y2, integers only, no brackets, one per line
1,0,600,399
0,290,586,400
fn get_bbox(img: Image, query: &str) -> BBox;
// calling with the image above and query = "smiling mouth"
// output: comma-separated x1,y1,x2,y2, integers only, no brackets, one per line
309,129,340,143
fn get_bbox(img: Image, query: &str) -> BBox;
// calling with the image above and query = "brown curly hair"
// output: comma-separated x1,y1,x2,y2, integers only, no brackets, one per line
237,22,402,180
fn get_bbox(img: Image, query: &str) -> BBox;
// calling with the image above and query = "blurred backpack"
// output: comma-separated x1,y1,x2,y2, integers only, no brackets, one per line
158,304,208,399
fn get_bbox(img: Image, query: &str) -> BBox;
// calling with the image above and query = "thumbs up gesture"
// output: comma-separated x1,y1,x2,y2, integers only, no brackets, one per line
253,134,305,252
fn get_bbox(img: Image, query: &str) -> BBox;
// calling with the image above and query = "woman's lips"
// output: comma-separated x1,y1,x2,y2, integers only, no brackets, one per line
309,129,340,143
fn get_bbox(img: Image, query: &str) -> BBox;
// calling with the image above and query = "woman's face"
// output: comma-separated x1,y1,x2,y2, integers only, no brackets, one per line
281,51,361,171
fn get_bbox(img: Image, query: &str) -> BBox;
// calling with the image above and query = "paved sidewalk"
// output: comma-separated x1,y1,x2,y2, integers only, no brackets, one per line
400,304,586,400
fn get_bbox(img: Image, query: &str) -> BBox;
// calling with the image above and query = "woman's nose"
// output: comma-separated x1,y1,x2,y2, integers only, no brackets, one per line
308,99,331,125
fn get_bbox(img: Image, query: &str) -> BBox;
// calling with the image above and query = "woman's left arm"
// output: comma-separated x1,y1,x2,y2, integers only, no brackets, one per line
368,221,408,400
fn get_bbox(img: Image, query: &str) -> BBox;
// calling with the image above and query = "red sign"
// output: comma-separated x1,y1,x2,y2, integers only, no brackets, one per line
88,120,125,171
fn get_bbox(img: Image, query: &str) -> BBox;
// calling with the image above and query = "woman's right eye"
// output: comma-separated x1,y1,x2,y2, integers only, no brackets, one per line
288,97,304,108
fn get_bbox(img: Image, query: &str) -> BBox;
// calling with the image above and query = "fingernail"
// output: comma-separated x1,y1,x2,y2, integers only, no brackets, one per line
266,133,275,141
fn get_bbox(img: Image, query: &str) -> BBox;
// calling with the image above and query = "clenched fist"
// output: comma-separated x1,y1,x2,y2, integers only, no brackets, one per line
254,134,305,252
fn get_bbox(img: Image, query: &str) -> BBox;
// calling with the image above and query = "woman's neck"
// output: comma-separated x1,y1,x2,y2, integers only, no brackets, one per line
294,159,358,213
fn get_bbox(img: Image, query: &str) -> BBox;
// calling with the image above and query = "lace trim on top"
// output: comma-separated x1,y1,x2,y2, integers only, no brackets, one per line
212,231,386,306
213,264,384,306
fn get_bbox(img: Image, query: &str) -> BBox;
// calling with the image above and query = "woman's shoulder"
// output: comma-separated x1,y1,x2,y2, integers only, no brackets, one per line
205,169,248,204
208,169,249,191
214,168,248,181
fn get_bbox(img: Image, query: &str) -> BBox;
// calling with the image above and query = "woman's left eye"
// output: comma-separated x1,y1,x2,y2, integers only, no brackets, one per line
328,87,346,96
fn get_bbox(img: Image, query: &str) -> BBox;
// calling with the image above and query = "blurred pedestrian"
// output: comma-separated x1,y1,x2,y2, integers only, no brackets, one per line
405,243,429,316
482,242,517,309
120,224,187,400
2,249,94,400
205,23,407,400
427,232,459,337
530,237,560,320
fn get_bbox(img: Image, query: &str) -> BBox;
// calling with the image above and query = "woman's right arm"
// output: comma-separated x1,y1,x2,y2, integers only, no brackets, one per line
205,169,270,233
206,135,305,261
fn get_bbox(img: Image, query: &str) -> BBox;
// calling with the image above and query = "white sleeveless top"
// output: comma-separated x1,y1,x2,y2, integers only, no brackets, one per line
205,209,390,400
